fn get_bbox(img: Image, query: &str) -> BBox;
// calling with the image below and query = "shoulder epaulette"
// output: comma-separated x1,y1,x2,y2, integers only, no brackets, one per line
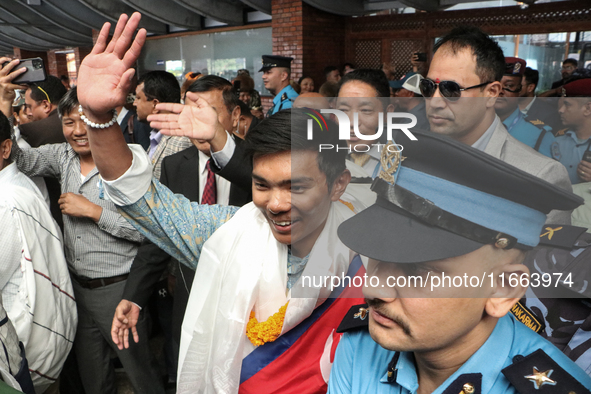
336,304,369,333
281,92,288,102
554,128,568,136
538,224,587,249
502,349,591,394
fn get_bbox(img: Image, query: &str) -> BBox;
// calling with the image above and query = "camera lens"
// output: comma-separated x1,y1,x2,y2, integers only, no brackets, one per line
33,60,42,69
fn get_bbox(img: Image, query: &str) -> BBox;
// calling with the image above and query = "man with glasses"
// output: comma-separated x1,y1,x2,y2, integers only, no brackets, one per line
417,26,571,224
551,59,579,90
494,57,555,158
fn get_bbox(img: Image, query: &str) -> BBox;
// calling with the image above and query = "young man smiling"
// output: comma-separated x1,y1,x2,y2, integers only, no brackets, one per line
75,13,365,394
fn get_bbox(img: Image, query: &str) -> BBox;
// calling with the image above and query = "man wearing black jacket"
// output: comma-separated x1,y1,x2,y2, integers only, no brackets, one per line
110,76,251,383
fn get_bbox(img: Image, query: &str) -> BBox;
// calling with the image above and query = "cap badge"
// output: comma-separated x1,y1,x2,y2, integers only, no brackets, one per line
353,307,368,320
541,226,562,240
495,237,510,249
524,367,556,389
513,62,521,74
379,142,405,184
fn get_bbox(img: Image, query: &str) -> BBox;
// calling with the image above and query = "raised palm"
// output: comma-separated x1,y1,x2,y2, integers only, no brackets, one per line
148,92,221,141
77,13,146,117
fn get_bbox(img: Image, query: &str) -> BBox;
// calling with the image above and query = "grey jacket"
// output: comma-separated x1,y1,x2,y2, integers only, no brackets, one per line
484,118,573,224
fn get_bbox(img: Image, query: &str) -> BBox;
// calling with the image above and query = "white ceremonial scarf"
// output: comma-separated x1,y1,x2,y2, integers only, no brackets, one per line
0,185,77,391
177,198,364,394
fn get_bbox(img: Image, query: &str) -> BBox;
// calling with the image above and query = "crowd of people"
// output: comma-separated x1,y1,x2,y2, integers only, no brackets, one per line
0,10,590,394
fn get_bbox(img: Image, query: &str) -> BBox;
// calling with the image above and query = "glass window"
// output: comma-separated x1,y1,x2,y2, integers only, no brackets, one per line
138,27,272,95
489,32,591,92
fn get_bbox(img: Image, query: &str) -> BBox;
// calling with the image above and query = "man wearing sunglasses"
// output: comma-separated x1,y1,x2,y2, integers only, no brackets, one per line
494,57,555,158
418,26,572,224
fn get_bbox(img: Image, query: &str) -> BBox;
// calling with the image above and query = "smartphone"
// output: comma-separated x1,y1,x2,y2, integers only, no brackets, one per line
414,52,427,62
583,150,591,163
1,58,47,84
233,80,241,93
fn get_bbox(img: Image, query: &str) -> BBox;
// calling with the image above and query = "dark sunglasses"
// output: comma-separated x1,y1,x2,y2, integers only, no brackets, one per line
419,78,493,101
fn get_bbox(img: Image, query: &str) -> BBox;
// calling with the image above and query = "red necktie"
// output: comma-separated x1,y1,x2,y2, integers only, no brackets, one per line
202,161,217,205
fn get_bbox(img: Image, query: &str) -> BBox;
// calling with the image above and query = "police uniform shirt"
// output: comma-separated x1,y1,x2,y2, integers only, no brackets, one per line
551,130,591,185
269,84,298,116
503,108,555,158
328,314,591,394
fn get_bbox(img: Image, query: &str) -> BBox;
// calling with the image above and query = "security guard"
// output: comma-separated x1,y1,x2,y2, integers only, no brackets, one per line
496,57,555,158
551,79,591,184
259,55,298,116
328,129,591,393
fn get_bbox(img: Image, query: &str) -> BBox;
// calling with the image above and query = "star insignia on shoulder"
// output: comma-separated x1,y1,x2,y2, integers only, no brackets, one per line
525,367,556,389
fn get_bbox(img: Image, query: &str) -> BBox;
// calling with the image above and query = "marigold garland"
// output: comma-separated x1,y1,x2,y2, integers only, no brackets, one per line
246,302,289,346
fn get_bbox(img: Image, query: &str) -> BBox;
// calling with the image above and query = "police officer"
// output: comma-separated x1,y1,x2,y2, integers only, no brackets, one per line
328,129,591,393
495,57,555,158
551,79,591,184
259,55,298,116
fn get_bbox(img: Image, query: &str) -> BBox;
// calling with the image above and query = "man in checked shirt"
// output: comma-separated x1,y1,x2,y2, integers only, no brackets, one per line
0,63,165,394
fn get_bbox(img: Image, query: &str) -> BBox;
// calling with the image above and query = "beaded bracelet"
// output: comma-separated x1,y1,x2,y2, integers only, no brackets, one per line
78,105,118,129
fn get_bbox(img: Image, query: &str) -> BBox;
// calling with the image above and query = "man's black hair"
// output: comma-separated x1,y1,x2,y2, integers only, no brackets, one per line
338,68,391,99
433,26,505,84
138,71,181,104
0,111,10,144
58,86,79,118
237,100,253,117
324,66,339,77
243,109,346,190
186,75,240,115
523,67,539,88
29,75,67,104
564,58,578,67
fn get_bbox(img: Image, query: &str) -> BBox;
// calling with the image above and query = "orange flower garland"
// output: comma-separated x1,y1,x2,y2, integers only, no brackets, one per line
246,302,289,346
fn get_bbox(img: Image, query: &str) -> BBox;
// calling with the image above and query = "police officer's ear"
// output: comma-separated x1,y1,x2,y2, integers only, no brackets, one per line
280,68,290,83
329,169,352,202
485,250,529,318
